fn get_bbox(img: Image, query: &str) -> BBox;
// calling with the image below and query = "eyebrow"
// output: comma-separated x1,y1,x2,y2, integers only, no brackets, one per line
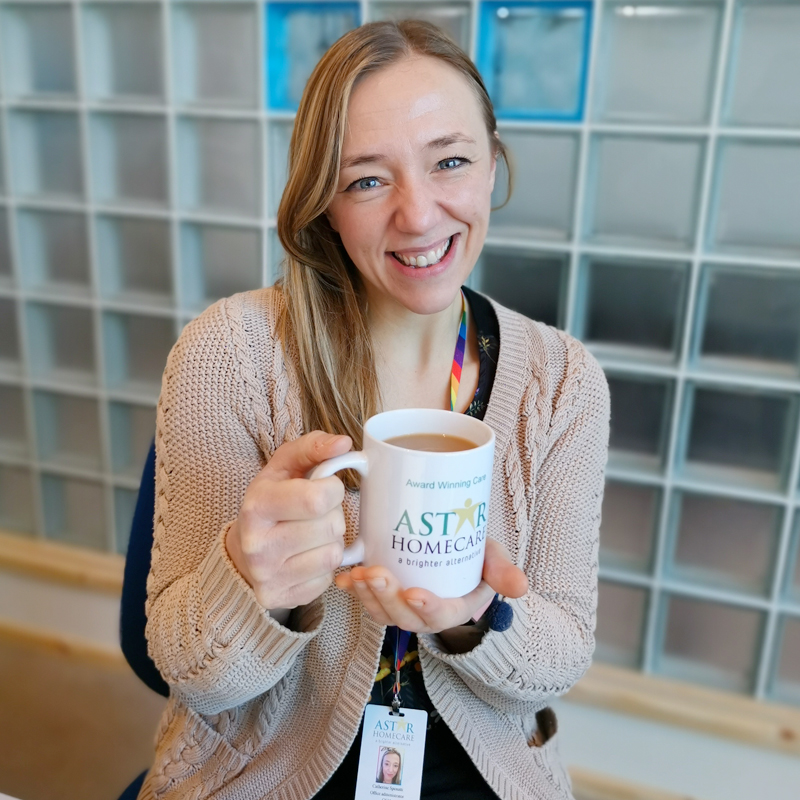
339,133,478,171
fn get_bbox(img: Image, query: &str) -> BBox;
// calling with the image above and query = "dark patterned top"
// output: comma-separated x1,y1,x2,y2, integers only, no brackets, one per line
314,287,501,799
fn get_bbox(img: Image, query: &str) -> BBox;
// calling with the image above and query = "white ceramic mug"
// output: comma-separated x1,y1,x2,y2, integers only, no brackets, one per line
309,408,495,598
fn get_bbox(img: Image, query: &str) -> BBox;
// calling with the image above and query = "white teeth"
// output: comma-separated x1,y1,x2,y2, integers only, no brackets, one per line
394,236,453,268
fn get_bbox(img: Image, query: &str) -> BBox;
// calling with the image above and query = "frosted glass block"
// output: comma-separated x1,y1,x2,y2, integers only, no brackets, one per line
268,120,293,218
787,515,800,605
580,257,688,361
681,385,795,491
0,465,35,534
103,311,175,397
0,211,12,286
266,2,360,111
658,595,763,692
585,135,704,250
696,266,800,378
370,2,471,50
595,580,647,668
708,140,800,259
607,375,672,474
0,4,76,98
9,111,83,200
771,616,800,706
114,486,138,555
0,127,6,196
17,210,90,298
268,227,285,284
41,473,107,550
668,492,779,596
477,1,592,120
89,113,168,208
0,384,28,459
0,298,21,376
473,246,566,327
26,302,96,387
82,3,164,104
177,117,261,217
95,215,173,308
490,130,579,241
724,2,800,128
595,2,722,124
173,3,259,108
33,390,102,472
181,223,262,311
109,401,155,479
599,480,659,574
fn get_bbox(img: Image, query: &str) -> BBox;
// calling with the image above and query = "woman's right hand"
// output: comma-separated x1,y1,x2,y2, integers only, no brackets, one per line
225,431,352,610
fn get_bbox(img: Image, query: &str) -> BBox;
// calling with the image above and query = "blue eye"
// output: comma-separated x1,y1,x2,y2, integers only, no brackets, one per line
438,157,469,170
349,176,381,191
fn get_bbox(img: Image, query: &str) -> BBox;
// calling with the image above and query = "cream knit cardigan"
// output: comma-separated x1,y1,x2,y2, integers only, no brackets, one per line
139,287,609,800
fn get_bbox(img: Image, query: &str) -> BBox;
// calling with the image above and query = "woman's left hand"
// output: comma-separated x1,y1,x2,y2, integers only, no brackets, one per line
334,538,528,634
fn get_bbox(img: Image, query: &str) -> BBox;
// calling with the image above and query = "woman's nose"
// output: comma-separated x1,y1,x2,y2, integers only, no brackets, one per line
393,179,440,234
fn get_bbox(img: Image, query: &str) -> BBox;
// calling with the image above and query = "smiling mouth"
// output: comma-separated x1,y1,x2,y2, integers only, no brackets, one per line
391,235,454,268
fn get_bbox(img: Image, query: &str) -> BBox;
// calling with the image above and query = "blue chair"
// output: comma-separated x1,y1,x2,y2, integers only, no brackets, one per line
118,438,166,798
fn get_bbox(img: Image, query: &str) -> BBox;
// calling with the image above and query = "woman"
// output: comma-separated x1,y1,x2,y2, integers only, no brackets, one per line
376,748,402,785
141,20,608,800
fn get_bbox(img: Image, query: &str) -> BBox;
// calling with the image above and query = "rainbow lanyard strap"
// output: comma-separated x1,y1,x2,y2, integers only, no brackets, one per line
449,290,468,413
389,290,471,709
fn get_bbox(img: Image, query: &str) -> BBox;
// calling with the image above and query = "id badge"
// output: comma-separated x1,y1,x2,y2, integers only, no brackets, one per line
354,705,428,800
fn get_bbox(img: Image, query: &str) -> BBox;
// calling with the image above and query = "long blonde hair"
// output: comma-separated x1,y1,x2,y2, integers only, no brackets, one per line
276,21,509,482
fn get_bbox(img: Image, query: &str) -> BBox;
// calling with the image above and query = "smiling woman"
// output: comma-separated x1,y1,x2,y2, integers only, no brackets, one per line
140,19,609,800
277,22,512,450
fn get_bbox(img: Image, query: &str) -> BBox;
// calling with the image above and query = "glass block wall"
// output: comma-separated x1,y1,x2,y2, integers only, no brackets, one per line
0,0,799,704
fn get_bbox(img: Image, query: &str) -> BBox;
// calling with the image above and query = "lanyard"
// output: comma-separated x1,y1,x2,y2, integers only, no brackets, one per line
390,290,467,713
449,290,468,413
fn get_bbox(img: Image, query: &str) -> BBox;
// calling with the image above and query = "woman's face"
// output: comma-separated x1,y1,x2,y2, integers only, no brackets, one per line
326,55,497,317
382,752,401,781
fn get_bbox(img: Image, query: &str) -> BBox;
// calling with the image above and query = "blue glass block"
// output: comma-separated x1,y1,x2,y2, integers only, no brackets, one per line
266,2,360,111
477,1,592,121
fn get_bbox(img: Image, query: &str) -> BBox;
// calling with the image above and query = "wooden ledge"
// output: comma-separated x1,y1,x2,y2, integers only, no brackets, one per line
0,529,124,594
0,618,127,670
570,766,700,800
2,528,800,760
568,661,800,758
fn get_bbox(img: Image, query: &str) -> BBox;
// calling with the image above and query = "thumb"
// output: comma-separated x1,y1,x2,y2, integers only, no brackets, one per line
482,538,528,599
263,431,353,481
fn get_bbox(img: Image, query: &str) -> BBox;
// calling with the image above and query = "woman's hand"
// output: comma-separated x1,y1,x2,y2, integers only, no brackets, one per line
335,538,528,634
226,431,353,610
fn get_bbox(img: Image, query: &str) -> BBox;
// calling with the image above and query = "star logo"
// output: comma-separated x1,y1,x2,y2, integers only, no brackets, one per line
451,498,479,534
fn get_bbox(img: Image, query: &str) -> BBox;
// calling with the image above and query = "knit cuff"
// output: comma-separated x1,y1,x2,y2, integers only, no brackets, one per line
197,522,324,663
418,595,534,694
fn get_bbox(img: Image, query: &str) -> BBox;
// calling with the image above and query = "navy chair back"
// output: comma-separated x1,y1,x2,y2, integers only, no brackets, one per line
120,438,169,697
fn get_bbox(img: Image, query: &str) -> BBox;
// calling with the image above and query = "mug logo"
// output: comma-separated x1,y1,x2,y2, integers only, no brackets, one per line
451,498,478,534
390,498,487,561
393,498,486,537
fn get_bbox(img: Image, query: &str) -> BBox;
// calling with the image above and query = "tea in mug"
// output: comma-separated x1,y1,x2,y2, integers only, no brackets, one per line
385,433,478,452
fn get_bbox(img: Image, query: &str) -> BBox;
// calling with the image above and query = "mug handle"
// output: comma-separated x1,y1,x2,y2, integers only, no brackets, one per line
308,451,370,567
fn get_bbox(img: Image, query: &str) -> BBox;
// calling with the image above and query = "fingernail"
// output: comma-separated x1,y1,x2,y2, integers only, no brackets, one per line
353,579,366,588
369,578,387,592
407,599,424,609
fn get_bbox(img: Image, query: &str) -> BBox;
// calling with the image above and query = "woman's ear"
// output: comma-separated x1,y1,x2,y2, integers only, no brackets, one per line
324,209,339,232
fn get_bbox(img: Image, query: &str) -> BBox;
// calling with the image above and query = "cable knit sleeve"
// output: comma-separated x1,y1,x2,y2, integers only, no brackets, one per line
419,329,609,714
145,293,323,715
